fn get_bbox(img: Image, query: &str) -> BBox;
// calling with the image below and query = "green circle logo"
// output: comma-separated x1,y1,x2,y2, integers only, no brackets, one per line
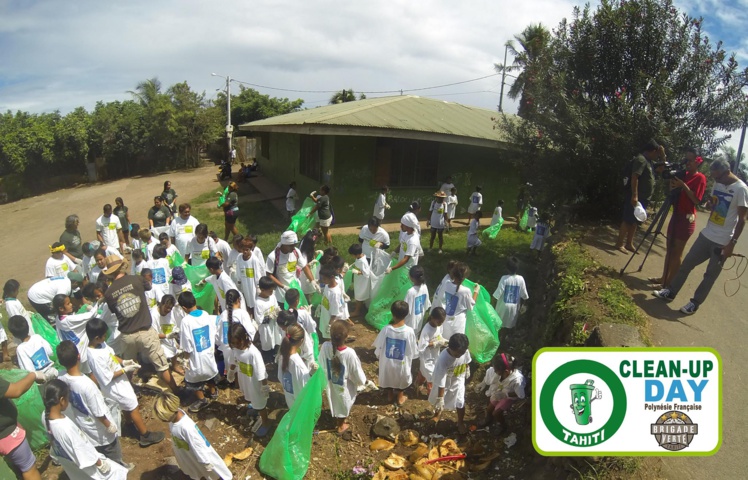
539,360,627,447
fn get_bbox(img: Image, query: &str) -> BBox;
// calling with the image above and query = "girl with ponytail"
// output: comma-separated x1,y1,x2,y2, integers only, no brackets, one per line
276,309,315,368
44,379,126,479
226,323,271,437
476,352,526,430
439,261,480,339
217,289,257,371
278,324,310,408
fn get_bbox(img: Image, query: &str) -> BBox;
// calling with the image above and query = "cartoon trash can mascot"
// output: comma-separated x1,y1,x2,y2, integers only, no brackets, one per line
570,379,602,425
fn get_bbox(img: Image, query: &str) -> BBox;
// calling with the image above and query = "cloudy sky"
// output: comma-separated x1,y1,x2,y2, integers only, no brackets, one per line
0,0,746,150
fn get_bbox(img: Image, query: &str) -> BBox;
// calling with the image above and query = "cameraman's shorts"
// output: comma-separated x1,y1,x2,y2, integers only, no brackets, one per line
622,198,648,225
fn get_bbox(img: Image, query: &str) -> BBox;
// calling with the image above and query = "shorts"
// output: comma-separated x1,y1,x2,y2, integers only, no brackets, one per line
120,329,168,372
318,217,332,228
4,433,36,473
430,227,445,234
490,397,517,412
667,212,696,241
622,198,649,225
185,375,219,390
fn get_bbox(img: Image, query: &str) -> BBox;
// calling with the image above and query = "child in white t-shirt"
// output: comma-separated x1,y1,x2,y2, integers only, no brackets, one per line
150,294,184,374
491,199,504,226
9,315,58,382
493,256,529,329
53,294,96,374
439,262,479,339
205,257,245,313
320,320,366,434
236,236,266,316
186,224,216,267
347,244,371,318
284,289,317,336
527,206,538,231
428,193,448,253
373,301,418,406
3,279,35,346
130,249,146,275
278,324,311,409
255,276,282,362
446,187,458,231
404,265,431,335
46,243,78,277
319,265,349,339
276,310,315,368
477,353,526,431
153,392,233,480
431,260,456,311
286,181,299,219
429,333,471,434
467,211,483,256
226,323,270,437
149,245,172,301
178,292,219,413
467,186,483,214
531,217,551,256
416,307,447,395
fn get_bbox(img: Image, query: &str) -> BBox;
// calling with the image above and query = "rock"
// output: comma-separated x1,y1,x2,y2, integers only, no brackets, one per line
203,416,219,431
503,432,517,448
585,323,645,347
372,416,400,440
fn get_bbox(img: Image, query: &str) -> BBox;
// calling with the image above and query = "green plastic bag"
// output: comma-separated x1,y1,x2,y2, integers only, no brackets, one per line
463,279,502,364
259,369,326,480
343,268,353,291
31,313,61,366
519,208,529,231
168,251,186,268
217,186,229,208
311,331,319,360
0,370,49,450
283,279,309,309
0,456,15,479
365,267,411,331
182,264,217,312
287,197,317,236
482,217,505,239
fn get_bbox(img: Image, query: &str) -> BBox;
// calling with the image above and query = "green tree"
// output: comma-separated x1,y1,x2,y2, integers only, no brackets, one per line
329,89,358,104
216,86,304,129
500,0,748,218
54,107,90,172
496,24,551,117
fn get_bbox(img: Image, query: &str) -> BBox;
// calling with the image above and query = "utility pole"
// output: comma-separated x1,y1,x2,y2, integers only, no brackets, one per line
212,73,234,160
736,114,747,173
499,43,509,113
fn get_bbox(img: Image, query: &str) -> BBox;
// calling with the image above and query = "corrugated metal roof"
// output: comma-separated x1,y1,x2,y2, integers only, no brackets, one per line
239,95,513,148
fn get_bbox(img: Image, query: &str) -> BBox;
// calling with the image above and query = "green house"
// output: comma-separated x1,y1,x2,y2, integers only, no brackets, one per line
239,95,520,224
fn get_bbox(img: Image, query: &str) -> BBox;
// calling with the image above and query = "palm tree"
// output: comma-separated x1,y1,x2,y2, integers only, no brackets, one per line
495,24,550,116
128,77,163,106
329,89,358,104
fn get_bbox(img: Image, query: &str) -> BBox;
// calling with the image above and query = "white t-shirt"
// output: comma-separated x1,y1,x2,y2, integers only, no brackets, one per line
150,305,182,359
373,193,388,219
467,192,483,214
404,284,431,334
467,219,481,247
531,222,550,251
16,334,54,372
319,342,366,418
431,273,451,310
352,256,371,302
236,252,266,309
95,214,122,250
266,247,308,301
279,352,310,409
491,206,503,226
702,179,748,245
59,373,117,447
229,345,268,408
487,368,526,400
169,413,232,480
417,322,445,382
180,310,219,383
358,226,391,259
45,256,77,278
217,307,257,355
255,295,281,351
440,282,474,339
48,416,127,480
187,236,216,267
87,343,139,412
428,349,472,410
446,194,458,218
56,309,96,365
429,200,447,229
169,215,201,256
149,258,171,300
527,207,538,229
398,231,421,266
493,274,529,329
296,308,317,335
439,182,455,195
27,277,72,304
4,298,34,339
320,282,347,339
286,188,298,212
213,238,232,262
206,271,244,311
373,324,418,390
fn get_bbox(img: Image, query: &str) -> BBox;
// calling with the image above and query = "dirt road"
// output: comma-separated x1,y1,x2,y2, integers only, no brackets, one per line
583,213,747,479
0,165,219,292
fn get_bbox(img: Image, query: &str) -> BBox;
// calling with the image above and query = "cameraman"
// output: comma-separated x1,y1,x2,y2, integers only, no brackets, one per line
615,140,664,253
654,158,748,314
650,149,707,287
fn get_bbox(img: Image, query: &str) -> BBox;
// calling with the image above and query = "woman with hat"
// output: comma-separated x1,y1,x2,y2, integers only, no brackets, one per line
428,192,448,254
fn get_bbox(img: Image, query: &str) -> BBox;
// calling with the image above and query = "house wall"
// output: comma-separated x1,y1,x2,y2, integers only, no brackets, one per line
259,132,522,225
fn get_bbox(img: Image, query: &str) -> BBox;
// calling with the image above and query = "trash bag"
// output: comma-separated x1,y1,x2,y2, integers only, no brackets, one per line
217,186,229,208
0,457,15,479
168,251,186,268
462,279,502,364
258,369,326,480
518,208,529,231
482,217,504,239
283,279,309,309
343,268,353,292
365,266,411,331
369,248,393,298
287,198,317,237
183,264,216,312
31,313,61,366
0,370,49,450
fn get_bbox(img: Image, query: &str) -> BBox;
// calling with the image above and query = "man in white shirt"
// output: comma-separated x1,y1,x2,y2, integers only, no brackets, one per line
373,186,390,220
266,231,318,302
169,203,201,256
439,176,455,196
27,273,80,324
654,159,748,315
95,204,124,252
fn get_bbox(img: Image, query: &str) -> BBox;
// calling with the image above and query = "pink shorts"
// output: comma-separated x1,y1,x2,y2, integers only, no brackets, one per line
490,397,517,412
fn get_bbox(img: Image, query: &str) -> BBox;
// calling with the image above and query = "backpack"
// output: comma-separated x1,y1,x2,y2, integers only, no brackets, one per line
272,247,301,278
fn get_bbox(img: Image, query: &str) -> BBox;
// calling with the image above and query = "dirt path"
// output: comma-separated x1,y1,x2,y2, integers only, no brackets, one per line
582,213,747,479
0,164,220,292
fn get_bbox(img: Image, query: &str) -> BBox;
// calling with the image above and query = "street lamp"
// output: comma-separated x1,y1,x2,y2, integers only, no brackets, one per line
212,73,234,160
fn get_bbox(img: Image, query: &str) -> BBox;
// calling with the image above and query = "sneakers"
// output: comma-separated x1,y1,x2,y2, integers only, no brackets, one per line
652,288,675,301
123,463,136,472
679,302,698,315
188,398,210,413
139,430,165,447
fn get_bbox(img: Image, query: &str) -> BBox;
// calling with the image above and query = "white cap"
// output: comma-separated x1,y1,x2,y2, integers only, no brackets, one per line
634,203,647,223
280,230,299,245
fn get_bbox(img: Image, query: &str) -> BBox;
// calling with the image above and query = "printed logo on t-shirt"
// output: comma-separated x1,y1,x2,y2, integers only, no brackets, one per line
195,425,211,446
438,207,444,214
414,294,427,315
30,347,51,370
369,239,378,247
61,263,69,272
322,296,330,311
444,292,459,316
504,285,520,304
452,363,468,377
192,325,212,353
69,390,89,416
152,267,167,285
244,268,255,278
115,292,142,319
326,358,345,386
161,323,173,335
108,223,116,230
472,195,480,204
286,260,297,273
385,337,406,360
59,329,80,345
536,224,547,236
200,249,210,260
183,225,194,234
282,370,294,394
173,437,190,451
218,288,226,299
239,361,254,377
221,321,229,345
709,190,734,226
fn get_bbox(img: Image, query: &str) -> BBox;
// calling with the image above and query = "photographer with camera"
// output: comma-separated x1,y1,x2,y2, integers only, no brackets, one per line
654,158,748,314
615,140,664,254
649,148,707,288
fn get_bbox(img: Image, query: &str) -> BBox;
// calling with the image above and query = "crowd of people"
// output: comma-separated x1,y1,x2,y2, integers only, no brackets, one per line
1,177,536,480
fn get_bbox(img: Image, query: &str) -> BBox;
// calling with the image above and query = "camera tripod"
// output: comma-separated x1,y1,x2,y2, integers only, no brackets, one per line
619,190,679,276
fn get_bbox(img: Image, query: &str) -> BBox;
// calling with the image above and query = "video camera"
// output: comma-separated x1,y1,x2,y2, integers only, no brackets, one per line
654,161,686,180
